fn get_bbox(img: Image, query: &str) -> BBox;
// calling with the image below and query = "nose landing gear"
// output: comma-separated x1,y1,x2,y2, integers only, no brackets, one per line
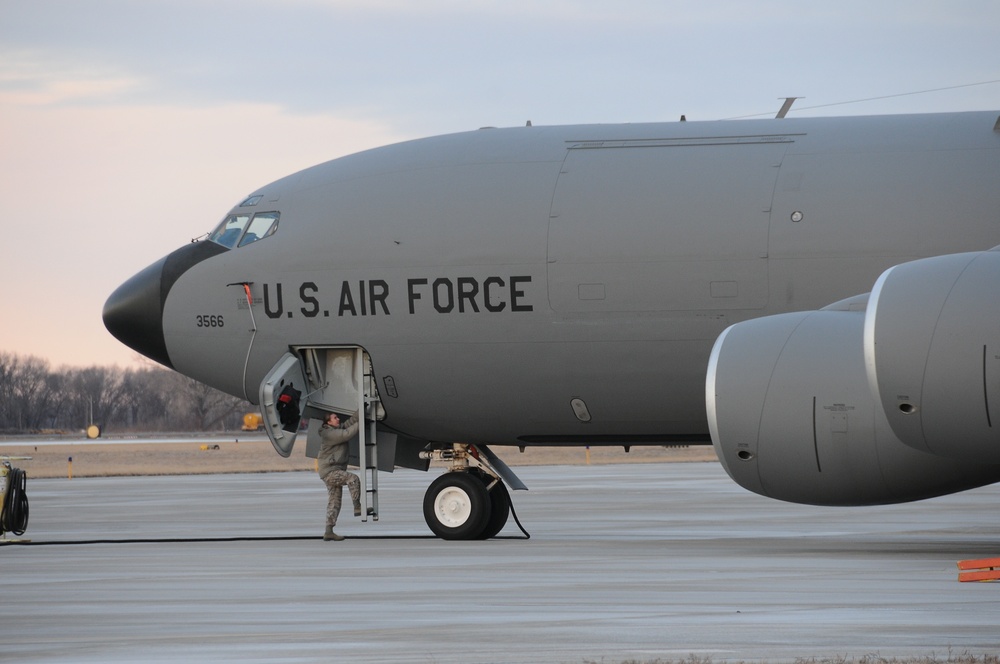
420,444,517,540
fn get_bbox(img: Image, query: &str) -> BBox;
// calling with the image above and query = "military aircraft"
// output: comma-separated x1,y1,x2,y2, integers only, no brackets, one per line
104,111,1000,539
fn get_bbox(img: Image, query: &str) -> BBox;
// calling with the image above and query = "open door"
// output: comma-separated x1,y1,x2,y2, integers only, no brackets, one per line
259,352,308,457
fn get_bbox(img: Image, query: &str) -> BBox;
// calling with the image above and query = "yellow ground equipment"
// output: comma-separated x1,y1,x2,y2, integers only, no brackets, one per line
241,412,264,431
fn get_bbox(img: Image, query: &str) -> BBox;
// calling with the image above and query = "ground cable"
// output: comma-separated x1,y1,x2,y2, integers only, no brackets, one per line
506,493,530,540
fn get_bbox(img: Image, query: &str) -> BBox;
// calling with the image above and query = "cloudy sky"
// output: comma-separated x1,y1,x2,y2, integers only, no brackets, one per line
2,0,999,369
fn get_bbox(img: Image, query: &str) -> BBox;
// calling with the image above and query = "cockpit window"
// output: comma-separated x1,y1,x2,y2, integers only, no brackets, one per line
208,211,280,249
239,194,263,207
208,214,250,248
238,212,279,247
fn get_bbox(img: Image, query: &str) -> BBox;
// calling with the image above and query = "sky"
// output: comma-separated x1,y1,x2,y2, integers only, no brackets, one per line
2,0,999,370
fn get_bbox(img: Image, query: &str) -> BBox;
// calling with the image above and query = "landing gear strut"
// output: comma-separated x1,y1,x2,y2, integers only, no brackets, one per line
420,444,512,540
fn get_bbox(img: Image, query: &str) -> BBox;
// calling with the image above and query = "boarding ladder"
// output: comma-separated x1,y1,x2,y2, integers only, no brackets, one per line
356,348,379,522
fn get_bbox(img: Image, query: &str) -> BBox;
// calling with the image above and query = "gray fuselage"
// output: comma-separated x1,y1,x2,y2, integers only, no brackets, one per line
105,112,1000,448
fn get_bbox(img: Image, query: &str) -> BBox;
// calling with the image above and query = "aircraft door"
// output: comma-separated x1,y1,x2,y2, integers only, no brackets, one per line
302,347,363,413
259,352,308,457
298,347,385,420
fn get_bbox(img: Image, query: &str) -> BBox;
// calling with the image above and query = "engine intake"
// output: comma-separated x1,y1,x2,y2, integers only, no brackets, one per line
866,250,1000,463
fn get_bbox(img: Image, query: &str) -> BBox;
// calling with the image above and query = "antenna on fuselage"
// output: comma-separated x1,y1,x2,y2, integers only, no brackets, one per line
775,97,802,119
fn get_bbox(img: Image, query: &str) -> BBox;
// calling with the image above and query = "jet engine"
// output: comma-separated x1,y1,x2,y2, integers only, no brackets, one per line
707,251,1000,506
865,250,1000,463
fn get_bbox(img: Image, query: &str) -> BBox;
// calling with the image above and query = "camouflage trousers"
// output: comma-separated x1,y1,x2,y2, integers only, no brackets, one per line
322,468,361,527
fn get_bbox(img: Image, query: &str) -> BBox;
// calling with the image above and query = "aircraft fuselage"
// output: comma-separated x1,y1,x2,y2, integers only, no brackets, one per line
103,111,1000,534
107,112,1000,447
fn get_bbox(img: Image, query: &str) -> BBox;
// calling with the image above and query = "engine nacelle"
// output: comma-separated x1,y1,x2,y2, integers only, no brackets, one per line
865,250,1000,462
707,306,1000,506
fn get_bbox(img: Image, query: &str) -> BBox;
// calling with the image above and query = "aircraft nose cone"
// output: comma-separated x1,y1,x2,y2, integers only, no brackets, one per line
103,257,173,368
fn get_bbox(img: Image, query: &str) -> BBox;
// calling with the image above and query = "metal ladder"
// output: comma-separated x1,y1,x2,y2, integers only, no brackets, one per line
355,348,379,522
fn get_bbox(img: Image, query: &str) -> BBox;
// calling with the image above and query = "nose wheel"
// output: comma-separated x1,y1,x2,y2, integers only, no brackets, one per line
474,471,510,540
420,443,520,540
423,472,491,540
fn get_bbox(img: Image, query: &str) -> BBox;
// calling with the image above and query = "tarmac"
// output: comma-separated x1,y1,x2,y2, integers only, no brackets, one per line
2,462,999,663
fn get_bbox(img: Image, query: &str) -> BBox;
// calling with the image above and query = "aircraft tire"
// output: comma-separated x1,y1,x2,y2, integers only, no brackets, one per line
473,470,510,539
423,472,491,540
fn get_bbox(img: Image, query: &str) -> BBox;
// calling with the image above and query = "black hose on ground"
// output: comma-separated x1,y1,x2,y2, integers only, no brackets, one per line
507,492,530,540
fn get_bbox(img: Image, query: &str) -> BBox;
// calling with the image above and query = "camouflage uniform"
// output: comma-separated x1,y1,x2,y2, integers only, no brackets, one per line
318,413,362,528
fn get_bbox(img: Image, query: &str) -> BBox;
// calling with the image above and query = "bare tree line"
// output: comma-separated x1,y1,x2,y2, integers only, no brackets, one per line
0,351,252,434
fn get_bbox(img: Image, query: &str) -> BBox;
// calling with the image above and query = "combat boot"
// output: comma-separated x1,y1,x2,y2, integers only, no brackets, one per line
323,526,345,541
354,503,362,517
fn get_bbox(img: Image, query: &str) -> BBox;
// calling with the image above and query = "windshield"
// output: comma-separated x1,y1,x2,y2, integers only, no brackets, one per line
208,211,279,249
208,214,249,248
